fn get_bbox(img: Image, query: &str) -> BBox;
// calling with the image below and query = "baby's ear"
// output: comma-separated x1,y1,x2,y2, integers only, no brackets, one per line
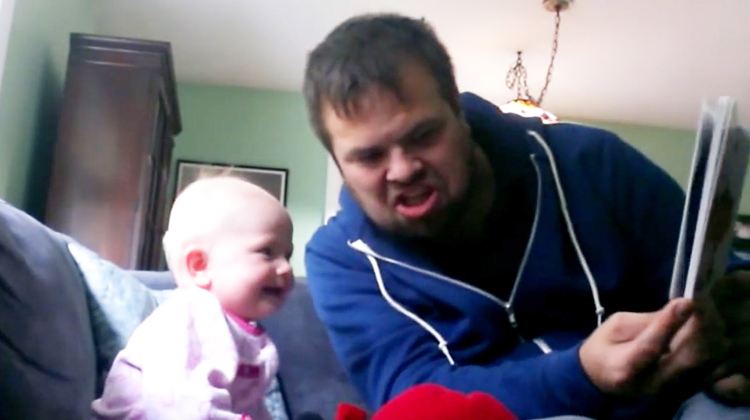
185,247,211,288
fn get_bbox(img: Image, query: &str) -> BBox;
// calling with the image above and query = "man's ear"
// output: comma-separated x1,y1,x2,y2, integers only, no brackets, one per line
184,247,211,288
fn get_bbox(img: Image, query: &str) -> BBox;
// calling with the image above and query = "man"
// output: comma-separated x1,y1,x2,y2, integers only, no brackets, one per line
302,13,749,420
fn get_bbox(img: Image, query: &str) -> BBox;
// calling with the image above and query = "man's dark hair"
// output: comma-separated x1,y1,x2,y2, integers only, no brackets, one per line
303,13,460,152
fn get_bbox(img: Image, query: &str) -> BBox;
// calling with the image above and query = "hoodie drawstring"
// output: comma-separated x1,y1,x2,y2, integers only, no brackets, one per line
527,130,605,326
348,128,605,367
362,251,456,366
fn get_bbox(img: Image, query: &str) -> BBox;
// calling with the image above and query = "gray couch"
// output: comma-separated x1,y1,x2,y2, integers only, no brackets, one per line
0,199,364,420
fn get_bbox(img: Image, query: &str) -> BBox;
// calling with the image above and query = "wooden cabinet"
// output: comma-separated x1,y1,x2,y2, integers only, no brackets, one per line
45,33,181,270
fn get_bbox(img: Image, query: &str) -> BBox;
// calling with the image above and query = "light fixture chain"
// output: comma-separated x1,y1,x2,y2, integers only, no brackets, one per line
505,51,531,101
537,8,561,106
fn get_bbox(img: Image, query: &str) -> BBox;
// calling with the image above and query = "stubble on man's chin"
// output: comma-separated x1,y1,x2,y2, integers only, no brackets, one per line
343,137,490,241
354,179,479,242
392,206,457,240
344,183,452,240
426,146,494,243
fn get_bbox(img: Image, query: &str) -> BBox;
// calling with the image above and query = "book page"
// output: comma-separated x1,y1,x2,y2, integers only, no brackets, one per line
684,125,750,298
670,107,715,298
670,98,750,299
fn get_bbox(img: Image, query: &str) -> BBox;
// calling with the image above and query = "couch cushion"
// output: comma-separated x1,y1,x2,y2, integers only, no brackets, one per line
262,281,367,420
0,199,96,419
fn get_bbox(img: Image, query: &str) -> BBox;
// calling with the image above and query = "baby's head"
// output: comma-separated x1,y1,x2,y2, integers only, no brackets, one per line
163,176,294,320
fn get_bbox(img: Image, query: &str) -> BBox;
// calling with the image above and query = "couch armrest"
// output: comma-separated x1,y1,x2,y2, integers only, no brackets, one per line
0,199,97,418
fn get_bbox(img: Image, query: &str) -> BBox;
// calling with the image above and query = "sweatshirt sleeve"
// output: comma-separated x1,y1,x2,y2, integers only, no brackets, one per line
305,240,604,420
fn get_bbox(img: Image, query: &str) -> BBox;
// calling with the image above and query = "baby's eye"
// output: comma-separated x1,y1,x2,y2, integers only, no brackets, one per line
259,247,273,259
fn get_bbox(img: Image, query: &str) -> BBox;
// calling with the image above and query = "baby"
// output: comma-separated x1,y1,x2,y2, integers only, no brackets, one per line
92,176,295,420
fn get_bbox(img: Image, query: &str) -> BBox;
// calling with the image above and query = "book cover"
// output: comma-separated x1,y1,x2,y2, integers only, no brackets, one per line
669,98,750,299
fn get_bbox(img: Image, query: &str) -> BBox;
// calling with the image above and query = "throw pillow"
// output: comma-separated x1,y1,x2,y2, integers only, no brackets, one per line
66,241,162,394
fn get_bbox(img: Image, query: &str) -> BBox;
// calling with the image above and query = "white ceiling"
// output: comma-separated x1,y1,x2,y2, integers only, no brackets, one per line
94,0,750,130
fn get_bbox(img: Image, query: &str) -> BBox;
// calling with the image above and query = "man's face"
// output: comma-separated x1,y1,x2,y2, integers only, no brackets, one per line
323,64,473,237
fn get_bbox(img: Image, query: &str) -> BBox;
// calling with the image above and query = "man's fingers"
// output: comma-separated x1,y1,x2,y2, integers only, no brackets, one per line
654,338,704,389
608,312,657,343
634,299,694,359
649,303,730,395
668,315,698,352
618,298,694,389
583,299,696,397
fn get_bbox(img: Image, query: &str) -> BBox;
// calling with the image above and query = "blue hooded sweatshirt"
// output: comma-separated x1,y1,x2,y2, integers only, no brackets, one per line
304,93,732,419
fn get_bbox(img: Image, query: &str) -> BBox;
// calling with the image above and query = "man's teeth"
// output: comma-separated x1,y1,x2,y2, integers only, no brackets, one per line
401,191,430,205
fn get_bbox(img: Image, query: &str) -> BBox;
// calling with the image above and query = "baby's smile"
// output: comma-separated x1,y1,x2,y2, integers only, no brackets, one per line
260,285,287,300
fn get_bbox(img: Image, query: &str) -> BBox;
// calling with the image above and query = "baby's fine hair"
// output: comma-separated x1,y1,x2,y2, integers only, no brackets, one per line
162,173,277,273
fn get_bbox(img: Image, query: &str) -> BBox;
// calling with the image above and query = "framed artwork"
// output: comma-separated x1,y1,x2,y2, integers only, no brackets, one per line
174,160,288,206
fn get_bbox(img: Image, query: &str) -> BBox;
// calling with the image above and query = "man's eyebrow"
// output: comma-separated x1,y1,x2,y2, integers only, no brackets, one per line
403,117,442,140
344,145,383,162
343,117,443,162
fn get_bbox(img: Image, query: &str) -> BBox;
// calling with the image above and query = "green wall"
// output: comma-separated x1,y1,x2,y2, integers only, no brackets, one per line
575,119,750,215
584,120,695,191
0,0,95,218
171,84,328,276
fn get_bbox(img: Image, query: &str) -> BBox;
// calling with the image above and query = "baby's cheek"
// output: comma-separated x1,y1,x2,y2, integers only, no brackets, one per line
252,299,279,319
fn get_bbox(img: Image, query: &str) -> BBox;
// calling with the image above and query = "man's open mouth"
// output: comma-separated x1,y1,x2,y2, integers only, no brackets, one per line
394,188,438,219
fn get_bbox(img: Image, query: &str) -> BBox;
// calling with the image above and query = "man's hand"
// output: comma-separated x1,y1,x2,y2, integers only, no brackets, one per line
656,291,729,399
579,269,750,401
701,270,750,405
579,298,701,397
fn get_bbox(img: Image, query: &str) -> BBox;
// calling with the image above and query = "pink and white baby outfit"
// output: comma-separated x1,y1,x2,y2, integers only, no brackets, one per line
92,287,278,420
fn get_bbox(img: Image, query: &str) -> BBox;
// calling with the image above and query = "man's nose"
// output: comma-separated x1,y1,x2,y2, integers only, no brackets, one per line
385,148,423,184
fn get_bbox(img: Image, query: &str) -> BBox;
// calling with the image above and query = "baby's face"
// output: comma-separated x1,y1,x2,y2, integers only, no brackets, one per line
205,204,294,321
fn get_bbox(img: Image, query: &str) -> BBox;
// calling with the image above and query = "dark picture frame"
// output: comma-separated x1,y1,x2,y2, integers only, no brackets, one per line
733,214,750,254
174,160,289,206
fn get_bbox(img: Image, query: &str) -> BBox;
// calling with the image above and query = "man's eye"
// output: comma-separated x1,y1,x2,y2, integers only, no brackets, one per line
412,127,441,146
358,151,383,165
259,247,273,258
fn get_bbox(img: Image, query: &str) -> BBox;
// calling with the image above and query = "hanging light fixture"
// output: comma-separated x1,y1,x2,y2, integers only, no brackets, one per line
499,0,572,124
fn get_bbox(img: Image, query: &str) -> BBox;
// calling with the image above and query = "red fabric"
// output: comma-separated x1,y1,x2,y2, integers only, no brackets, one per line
334,384,517,420
335,403,368,420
